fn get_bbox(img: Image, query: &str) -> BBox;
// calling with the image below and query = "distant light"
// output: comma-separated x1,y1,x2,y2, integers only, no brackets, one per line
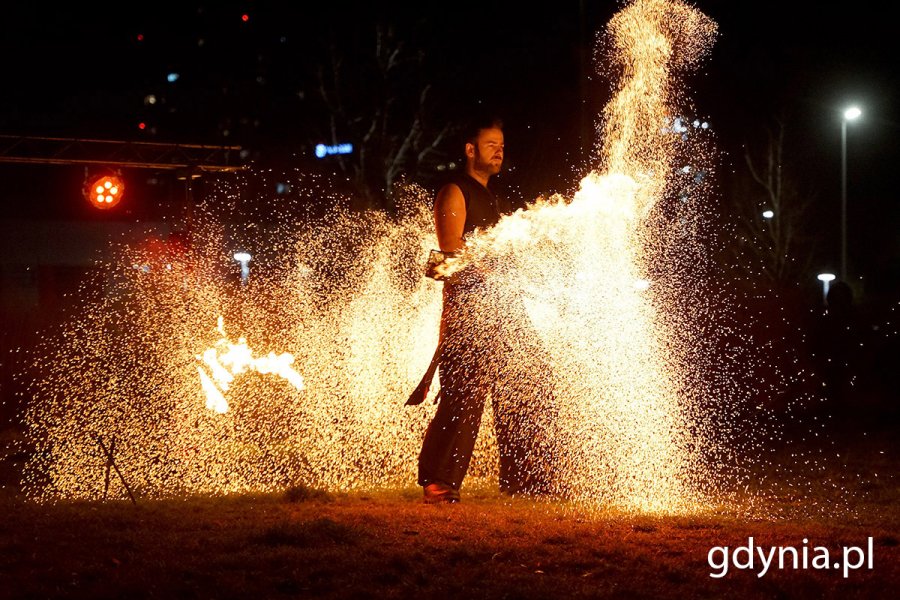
276,183,291,195
681,165,691,173
137,34,144,42
762,210,774,219
436,164,446,172
138,122,146,130
241,13,249,22
843,106,861,121
692,119,700,127
234,252,251,285
167,72,180,83
634,279,651,291
817,273,836,304
701,122,709,129
144,94,157,105
314,142,353,159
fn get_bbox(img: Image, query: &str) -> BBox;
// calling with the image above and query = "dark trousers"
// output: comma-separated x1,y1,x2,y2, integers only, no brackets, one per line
417,282,556,492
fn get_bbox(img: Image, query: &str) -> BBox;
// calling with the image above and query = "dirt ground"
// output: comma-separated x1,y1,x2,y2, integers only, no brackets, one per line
1,420,897,599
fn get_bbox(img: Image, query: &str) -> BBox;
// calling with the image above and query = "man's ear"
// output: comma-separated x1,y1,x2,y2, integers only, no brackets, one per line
465,142,475,159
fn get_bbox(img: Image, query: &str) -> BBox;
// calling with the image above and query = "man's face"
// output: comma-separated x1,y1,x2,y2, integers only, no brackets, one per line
467,127,504,175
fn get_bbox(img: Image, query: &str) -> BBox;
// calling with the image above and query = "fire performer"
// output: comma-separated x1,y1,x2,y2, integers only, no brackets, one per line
412,117,553,504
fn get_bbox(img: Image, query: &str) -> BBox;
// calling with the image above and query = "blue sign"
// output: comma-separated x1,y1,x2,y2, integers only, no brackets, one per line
315,143,354,159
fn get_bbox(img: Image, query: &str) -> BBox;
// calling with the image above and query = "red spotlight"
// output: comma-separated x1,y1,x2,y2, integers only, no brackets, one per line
84,174,125,210
138,122,146,130
241,14,249,22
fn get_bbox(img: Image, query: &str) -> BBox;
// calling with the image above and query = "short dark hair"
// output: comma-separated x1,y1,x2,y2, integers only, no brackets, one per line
463,115,503,146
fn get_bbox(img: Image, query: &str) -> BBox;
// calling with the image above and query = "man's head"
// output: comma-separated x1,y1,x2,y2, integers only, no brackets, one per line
464,117,504,177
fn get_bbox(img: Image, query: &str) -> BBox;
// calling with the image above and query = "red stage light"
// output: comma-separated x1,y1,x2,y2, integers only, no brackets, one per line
84,174,125,210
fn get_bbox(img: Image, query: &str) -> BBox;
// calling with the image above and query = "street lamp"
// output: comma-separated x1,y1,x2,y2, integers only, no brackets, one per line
234,252,251,285
841,105,861,281
817,272,836,304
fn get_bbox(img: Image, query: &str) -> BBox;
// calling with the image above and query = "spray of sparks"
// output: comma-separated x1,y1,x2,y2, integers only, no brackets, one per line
20,0,849,515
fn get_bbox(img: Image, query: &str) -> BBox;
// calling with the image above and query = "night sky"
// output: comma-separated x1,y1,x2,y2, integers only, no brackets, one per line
1,1,897,290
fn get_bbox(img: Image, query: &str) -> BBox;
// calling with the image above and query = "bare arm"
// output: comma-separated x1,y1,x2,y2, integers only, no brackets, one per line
434,184,466,253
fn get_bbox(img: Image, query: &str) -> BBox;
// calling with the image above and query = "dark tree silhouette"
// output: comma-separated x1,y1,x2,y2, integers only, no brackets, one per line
316,23,454,210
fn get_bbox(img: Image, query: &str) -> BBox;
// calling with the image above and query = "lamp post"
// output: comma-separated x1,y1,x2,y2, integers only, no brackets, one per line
234,252,251,285
841,106,861,281
817,272,836,304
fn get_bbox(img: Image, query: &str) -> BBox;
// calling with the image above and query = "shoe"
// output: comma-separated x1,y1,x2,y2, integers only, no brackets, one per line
423,482,460,504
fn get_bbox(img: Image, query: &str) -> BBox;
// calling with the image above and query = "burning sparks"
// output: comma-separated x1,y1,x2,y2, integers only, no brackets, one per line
197,317,305,413
22,1,841,517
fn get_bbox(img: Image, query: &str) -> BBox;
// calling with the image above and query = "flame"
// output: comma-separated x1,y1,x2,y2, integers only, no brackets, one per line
29,1,810,516
196,316,305,413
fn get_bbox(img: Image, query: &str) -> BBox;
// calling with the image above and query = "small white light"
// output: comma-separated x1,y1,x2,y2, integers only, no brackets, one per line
762,210,774,219
167,72,180,83
817,273,836,282
843,106,861,121
234,252,251,262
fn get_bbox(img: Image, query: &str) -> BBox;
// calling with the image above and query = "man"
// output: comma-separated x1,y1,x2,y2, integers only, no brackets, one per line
416,116,523,504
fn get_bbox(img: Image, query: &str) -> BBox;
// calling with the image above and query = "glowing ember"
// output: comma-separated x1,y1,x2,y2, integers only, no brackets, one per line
196,316,305,413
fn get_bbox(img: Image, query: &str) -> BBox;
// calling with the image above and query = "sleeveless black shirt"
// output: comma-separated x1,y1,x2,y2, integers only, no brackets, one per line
448,173,510,235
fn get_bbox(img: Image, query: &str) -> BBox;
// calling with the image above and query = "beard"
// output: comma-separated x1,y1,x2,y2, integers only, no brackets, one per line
475,154,503,176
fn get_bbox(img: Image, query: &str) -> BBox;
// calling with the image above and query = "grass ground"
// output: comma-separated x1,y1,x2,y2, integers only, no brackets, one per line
1,419,897,599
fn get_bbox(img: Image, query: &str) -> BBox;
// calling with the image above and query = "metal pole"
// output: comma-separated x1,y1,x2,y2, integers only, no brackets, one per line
841,118,848,281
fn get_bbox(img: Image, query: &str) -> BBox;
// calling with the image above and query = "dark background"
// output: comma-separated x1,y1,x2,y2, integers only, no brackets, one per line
1,1,896,282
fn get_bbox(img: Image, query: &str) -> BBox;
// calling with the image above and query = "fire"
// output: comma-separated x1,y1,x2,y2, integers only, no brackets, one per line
196,316,305,413
28,1,816,516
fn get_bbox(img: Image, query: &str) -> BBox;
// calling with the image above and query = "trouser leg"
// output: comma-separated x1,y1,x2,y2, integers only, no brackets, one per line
417,286,488,490
417,359,487,490
492,331,559,495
